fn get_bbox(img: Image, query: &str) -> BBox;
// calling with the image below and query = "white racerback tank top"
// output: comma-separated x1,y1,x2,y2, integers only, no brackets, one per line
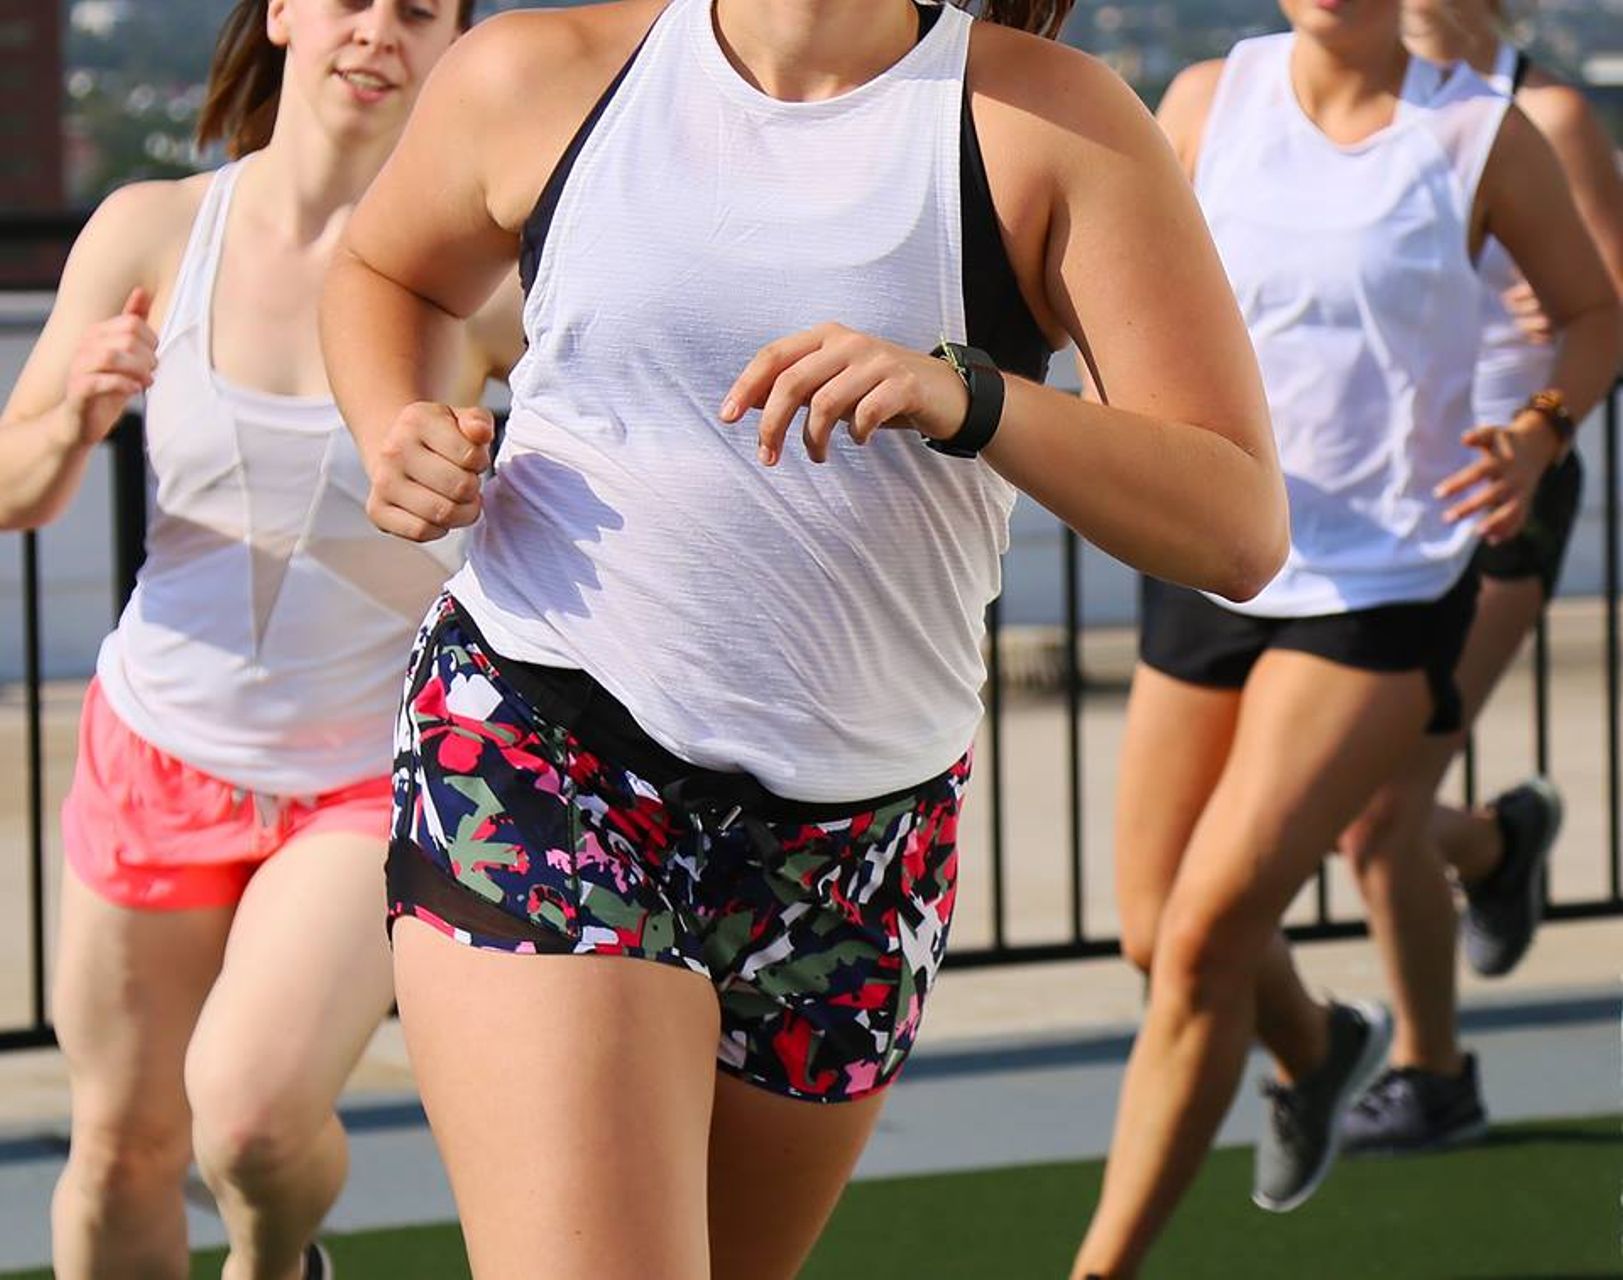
449,0,1013,802
1194,33,1510,617
95,160,464,795
1474,40,1558,429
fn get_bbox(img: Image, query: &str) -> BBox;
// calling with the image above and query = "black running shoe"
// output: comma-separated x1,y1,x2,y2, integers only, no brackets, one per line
1464,778,1561,977
303,1243,333,1280
1253,999,1393,1213
1342,1054,1490,1156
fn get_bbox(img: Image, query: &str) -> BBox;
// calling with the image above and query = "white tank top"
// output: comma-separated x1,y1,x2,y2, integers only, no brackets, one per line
96,161,464,795
1194,34,1510,616
449,0,1013,802
1474,40,1558,429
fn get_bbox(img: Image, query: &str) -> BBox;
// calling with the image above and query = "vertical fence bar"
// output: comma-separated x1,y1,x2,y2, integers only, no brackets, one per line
1462,733,1478,810
1532,614,1550,778
1606,388,1621,902
22,531,46,1032
111,413,147,605
1064,531,1084,942
986,595,1007,950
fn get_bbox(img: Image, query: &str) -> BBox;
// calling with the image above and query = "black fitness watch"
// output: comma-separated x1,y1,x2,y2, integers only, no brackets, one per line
926,342,1005,458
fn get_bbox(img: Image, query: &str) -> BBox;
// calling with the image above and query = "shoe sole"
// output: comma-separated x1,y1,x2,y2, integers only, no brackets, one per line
1252,1000,1394,1215
1343,1114,1491,1159
1470,776,1562,979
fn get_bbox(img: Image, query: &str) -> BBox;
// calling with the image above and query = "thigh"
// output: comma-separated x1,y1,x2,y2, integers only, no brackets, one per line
1115,663,1242,962
707,1074,885,1280
184,831,395,1134
394,920,722,1280
1164,649,1432,952
53,863,233,1145
1454,574,1545,722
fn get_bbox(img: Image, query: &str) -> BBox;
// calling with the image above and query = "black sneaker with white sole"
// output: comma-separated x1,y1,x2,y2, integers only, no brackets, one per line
1341,1054,1490,1156
1464,777,1562,978
1252,999,1393,1214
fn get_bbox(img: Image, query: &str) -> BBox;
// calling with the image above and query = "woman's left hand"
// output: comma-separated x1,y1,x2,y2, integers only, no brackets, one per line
1435,418,1562,545
720,323,970,466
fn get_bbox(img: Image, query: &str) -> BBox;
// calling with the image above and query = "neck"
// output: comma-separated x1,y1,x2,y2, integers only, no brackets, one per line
1292,23,1411,117
239,110,393,246
711,0,920,102
1402,3,1502,74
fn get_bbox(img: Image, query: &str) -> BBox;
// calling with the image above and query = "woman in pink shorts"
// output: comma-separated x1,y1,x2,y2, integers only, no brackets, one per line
0,3,517,1276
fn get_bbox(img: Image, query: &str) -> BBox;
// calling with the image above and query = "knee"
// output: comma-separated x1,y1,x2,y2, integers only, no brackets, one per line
185,1054,324,1189
1119,905,1162,977
1151,899,1265,1011
62,1114,191,1209
1340,789,1427,881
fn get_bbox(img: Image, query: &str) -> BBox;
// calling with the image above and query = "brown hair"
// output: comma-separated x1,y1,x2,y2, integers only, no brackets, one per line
196,0,477,159
951,0,1075,40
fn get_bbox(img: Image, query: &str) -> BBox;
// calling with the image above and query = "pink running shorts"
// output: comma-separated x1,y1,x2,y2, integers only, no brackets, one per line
62,679,392,911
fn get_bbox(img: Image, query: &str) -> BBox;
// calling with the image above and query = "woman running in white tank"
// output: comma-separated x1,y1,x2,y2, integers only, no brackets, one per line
1090,0,1619,1271
0,3,516,1274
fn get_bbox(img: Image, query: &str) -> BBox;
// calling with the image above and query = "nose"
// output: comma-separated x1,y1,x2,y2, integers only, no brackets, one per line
352,2,403,52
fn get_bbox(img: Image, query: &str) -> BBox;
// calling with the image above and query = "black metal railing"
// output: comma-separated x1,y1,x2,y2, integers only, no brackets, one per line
4,385,1622,1045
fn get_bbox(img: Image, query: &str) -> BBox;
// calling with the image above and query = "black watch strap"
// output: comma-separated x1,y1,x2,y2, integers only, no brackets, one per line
926,342,1005,458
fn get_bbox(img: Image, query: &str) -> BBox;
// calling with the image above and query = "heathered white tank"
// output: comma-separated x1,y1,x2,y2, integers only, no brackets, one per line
1474,40,1559,429
449,0,1014,802
1194,34,1510,616
96,160,464,795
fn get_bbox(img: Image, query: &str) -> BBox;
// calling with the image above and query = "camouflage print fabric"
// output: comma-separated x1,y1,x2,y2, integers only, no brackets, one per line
389,594,968,1103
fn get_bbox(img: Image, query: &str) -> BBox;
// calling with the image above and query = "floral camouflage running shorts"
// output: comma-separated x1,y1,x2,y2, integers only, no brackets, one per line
386,594,968,1103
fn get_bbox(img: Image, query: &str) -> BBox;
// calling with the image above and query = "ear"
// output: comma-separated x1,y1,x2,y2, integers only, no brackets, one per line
266,0,293,49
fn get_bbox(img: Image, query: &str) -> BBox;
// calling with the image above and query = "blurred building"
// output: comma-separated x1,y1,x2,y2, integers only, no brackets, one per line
0,0,68,287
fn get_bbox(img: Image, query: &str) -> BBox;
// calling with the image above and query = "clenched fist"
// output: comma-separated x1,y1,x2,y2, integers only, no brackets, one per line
365,402,494,542
66,287,157,446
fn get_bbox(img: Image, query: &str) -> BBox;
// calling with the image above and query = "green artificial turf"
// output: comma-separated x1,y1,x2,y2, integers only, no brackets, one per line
9,1115,1618,1279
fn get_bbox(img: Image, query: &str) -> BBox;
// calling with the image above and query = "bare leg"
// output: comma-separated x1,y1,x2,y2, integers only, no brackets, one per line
706,1074,887,1280
185,833,395,1280
1074,651,1430,1279
1428,575,1545,888
1115,669,1325,1087
51,867,233,1280
1353,574,1545,1074
394,921,722,1280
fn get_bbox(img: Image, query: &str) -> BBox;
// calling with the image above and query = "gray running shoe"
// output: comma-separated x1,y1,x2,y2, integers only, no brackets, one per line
1253,999,1393,1213
1341,1054,1490,1155
1464,778,1562,978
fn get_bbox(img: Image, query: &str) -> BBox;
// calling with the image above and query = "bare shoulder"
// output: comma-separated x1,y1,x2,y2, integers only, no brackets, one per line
1159,59,1227,119
967,27,1171,177
1515,67,1610,155
425,1,668,230
446,1,666,104
59,172,210,314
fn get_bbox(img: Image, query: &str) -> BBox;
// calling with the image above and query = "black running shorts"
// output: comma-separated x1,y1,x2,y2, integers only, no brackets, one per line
1138,570,1480,734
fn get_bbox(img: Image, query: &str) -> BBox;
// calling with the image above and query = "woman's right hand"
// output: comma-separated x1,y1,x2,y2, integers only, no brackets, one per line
364,402,493,542
64,287,157,447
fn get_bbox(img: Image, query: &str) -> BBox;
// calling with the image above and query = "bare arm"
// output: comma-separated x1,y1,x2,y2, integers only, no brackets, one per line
1522,78,1623,307
987,48,1283,600
1440,106,1623,543
0,184,177,529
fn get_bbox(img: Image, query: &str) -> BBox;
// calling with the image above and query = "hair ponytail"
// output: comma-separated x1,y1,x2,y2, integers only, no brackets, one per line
196,0,480,160
951,0,1075,40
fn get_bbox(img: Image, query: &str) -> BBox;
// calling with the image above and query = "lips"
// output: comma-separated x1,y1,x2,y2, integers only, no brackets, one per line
336,67,397,100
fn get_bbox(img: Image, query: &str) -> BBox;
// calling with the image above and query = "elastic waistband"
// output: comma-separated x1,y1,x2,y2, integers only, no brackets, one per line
442,596,946,824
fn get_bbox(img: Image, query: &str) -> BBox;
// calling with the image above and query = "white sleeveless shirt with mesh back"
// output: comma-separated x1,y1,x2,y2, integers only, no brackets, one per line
448,0,1013,802
1474,40,1558,428
1194,34,1510,617
95,160,464,795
